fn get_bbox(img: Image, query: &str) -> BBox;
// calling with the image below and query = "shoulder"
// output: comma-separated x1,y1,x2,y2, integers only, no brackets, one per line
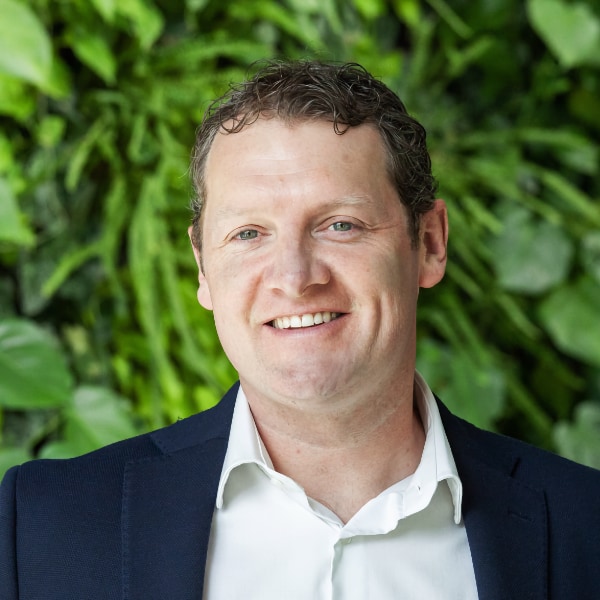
0,428,160,520
1,383,238,501
438,398,600,493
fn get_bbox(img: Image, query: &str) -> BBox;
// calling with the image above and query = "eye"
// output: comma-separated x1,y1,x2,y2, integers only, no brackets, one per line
329,221,354,232
236,229,259,240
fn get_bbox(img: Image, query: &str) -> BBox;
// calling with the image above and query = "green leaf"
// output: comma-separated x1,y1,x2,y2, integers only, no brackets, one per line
535,168,600,227
0,0,52,86
427,0,473,39
0,73,36,120
43,54,72,99
554,401,600,469
516,128,599,175
67,28,117,84
192,385,220,412
539,277,600,367
354,0,386,20
65,117,108,191
394,0,421,27
40,386,138,459
0,134,11,172
37,115,66,148
0,319,73,409
491,205,573,295
582,231,600,285
67,386,137,447
231,1,323,50
41,241,102,300
0,447,31,480
117,0,164,49
186,0,210,12
527,0,600,68
36,440,80,461
128,175,184,419
417,339,505,430
68,385,139,448
0,178,35,246
90,0,117,22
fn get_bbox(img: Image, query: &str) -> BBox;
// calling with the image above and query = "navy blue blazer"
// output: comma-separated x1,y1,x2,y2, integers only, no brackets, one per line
1,383,599,599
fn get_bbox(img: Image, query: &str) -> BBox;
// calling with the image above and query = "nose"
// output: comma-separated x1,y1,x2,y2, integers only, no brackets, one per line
264,235,330,297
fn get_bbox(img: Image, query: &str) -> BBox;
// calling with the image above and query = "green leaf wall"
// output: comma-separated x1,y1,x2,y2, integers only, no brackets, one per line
1,0,599,476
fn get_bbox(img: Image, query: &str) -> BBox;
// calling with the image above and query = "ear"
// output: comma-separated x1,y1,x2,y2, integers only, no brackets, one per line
187,226,214,310
418,199,448,289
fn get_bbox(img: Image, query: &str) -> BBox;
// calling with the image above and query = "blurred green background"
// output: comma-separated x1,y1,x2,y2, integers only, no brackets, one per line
1,0,600,478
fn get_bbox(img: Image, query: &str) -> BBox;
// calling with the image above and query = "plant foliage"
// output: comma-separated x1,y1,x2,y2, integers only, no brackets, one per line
1,0,599,477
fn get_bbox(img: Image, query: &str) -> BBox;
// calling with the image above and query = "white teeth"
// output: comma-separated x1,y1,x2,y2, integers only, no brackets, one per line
301,314,313,327
273,312,339,329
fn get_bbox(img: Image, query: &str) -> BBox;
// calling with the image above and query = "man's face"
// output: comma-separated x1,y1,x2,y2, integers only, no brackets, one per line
192,118,447,410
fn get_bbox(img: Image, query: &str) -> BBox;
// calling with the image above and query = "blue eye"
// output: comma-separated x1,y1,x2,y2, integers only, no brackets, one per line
330,222,353,232
237,229,258,240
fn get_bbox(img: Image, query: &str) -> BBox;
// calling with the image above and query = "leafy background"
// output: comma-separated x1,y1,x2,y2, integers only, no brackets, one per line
1,0,599,478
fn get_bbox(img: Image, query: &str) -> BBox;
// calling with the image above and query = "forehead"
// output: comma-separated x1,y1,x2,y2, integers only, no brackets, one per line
204,118,390,194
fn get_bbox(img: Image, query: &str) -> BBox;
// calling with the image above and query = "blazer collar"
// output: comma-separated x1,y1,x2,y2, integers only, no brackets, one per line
439,400,548,600
121,384,238,600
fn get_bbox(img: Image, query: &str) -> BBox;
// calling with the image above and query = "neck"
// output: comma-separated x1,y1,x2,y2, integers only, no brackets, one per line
244,379,425,523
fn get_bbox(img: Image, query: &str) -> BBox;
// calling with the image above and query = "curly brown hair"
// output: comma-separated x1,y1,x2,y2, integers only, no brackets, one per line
190,60,436,250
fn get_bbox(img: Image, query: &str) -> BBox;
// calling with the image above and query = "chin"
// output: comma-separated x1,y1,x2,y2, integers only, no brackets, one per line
265,370,350,404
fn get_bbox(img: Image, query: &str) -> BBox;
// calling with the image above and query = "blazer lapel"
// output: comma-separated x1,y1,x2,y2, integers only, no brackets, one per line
439,401,548,600
122,386,237,600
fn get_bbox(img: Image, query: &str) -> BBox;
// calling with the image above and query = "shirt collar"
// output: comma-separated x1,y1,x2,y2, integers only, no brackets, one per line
412,371,463,524
216,372,463,523
215,387,271,509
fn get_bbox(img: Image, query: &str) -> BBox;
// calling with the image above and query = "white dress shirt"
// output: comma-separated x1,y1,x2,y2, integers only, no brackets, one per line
203,372,479,599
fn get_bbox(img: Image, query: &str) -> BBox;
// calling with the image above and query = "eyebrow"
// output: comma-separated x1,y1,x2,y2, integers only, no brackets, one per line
211,194,377,220
322,195,376,207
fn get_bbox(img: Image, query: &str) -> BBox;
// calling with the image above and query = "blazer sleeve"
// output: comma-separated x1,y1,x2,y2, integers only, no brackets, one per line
0,466,19,600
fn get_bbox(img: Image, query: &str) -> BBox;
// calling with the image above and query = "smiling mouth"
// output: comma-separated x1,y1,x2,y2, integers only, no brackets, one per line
270,311,341,329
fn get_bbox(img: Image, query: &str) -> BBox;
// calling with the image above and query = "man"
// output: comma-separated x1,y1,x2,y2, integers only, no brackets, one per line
1,60,599,600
